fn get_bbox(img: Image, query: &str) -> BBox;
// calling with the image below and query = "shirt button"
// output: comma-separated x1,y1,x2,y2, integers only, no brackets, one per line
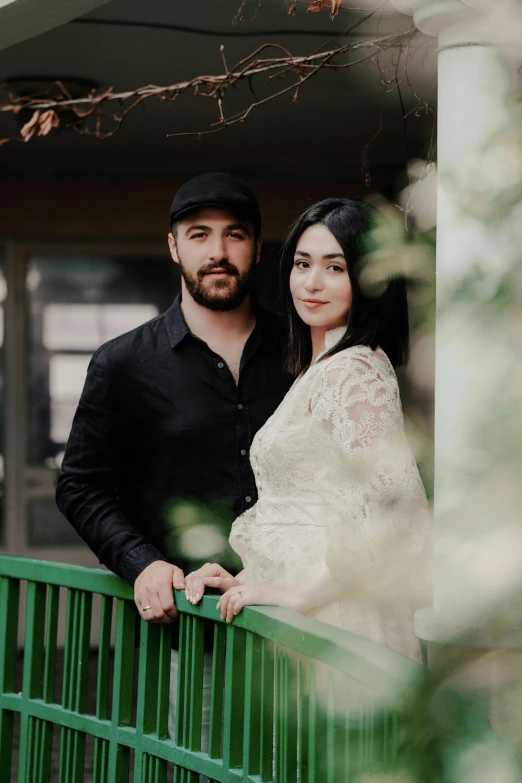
217,362,224,369
237,403,243,410
245,496,252,503
240,449,247,456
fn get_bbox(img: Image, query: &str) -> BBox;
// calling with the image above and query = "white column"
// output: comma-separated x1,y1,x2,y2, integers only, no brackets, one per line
393,0,522,640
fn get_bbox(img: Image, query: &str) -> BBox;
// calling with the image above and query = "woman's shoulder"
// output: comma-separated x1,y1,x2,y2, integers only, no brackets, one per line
305,345,398,402
321,344,395,376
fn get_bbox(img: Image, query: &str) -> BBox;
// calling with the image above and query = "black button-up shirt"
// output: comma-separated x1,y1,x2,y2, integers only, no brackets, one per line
56,296,293,584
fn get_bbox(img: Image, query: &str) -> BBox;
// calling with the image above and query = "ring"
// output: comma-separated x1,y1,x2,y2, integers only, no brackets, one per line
143,605,152,611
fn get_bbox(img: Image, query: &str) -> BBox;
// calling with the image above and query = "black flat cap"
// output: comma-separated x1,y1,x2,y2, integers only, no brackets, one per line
169,172,261,237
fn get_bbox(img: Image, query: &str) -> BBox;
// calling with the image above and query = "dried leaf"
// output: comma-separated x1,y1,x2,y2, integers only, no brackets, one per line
288,3,297,14
38,109,60,137
20,110,40,142
307,0,329,11
307,0,341,15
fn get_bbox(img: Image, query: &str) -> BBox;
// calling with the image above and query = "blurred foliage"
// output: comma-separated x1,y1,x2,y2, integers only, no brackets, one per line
165,497,242,573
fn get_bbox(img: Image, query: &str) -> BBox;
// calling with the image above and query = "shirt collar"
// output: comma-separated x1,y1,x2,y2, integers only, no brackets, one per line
164,294,191,348
164,293,266,353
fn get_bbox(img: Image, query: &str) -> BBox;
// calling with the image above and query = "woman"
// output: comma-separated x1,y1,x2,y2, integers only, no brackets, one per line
184,198,430,661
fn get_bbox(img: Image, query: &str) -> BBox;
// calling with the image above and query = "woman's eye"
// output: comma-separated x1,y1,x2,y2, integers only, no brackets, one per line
329,264,345,273
294,260,309,269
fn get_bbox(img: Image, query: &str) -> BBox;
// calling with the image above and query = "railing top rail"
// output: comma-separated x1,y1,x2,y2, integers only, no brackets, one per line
0,554,424,699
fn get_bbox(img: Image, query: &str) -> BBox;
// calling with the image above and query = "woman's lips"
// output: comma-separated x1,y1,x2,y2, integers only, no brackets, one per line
302,299,328,309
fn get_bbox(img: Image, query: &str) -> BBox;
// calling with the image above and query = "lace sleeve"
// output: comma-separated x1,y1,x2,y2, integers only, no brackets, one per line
229,504,257,571
308,349,430,588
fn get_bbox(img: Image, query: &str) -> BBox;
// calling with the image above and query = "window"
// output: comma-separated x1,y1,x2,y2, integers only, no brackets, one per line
25,253,177,546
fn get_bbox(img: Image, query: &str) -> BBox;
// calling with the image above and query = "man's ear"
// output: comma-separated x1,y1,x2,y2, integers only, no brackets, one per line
255,237,262,264
168,232,180,265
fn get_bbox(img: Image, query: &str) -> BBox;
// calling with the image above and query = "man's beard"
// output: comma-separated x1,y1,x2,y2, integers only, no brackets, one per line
178,254,256,312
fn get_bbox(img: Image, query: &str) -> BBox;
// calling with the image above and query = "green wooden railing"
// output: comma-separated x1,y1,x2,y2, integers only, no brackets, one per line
0,556,424,782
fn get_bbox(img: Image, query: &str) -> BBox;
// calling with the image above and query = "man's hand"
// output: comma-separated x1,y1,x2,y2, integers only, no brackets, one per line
134,560,186,623
184,562,243,604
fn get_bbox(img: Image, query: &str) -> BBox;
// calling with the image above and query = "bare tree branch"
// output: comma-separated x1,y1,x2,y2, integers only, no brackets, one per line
0,28,417,145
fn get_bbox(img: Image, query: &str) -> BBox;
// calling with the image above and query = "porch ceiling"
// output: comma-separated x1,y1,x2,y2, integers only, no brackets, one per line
0,0,437,186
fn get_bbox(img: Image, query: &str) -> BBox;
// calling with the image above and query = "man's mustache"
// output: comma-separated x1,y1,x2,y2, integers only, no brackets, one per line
198,261,240,278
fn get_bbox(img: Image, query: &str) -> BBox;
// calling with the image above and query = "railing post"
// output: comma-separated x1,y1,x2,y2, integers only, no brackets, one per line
0,576,20,777
18,580,46,783
108,598,136,782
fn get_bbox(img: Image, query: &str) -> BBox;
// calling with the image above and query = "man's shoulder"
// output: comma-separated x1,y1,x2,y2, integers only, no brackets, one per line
91,310,168,366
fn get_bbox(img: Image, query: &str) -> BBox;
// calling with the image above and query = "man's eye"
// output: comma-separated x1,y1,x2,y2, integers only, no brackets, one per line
190,232,206,239
228,232,245,239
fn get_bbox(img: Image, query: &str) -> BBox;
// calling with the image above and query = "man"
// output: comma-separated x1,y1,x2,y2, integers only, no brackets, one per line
57,172,293,614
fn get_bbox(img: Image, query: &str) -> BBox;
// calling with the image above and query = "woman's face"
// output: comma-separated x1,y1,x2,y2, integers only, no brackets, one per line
289,223,352,331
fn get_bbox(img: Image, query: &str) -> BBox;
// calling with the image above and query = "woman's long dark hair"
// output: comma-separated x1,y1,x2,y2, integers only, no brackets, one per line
280,198,410,375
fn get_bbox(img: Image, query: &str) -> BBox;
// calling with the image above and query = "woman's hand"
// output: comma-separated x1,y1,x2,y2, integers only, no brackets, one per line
183,562,242,605
217,583,297,623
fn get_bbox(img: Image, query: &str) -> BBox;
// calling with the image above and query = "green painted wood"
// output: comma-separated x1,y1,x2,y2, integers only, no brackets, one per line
222,625,246,772
108,598,136,782
0,556,422,783
71,590,92,780
59,588,80,783
156,626,171,743
0,556,134,600
298,657,309,783
135,621,167,783
275,646,284,782
175,613,186,749
274,646,297,783
94,594,112,783
208,622,226,760
181,615,192,750
0,557,423,693
43,584,59,704
259,638,275,783
242,631,261,777
18,580,46,783
308,663,317,783
326,672,336,783
286,652,298,783
188,616,204,752
0,576,19,777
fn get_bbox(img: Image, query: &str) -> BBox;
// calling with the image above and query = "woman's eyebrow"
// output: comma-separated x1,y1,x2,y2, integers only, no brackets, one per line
294,250,345,260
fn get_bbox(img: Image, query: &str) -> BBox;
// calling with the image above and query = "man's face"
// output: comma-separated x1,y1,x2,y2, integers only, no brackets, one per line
168,208,261,311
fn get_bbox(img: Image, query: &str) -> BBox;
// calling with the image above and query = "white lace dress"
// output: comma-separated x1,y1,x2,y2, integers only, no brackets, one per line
230,328,430,661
